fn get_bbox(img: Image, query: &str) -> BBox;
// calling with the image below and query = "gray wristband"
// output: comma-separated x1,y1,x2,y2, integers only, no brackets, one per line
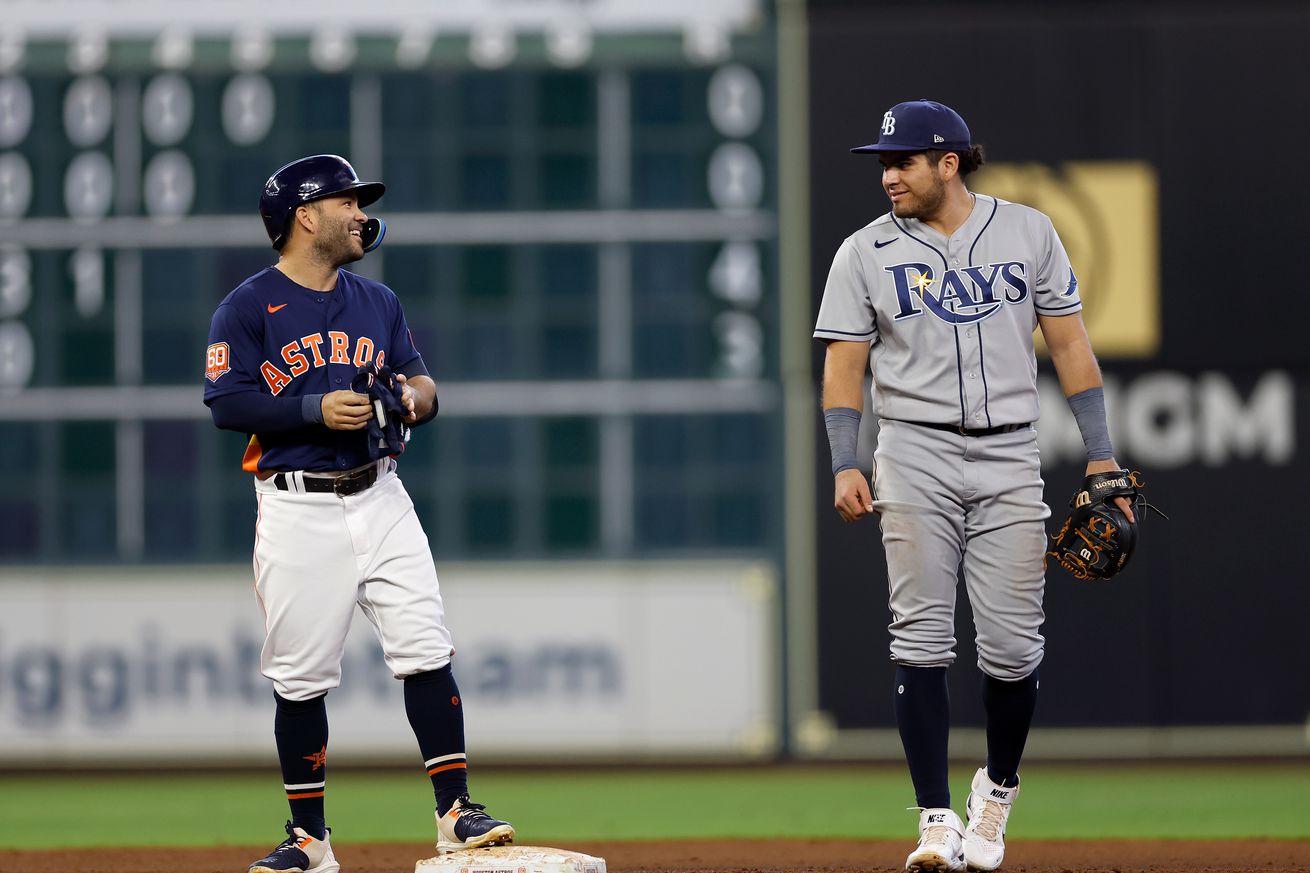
824,407,861,474
302,393,325,425
1067,387,1114,461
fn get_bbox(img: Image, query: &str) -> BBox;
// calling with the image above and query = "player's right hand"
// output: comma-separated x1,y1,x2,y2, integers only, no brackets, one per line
321,390,373,430
834,468,876,522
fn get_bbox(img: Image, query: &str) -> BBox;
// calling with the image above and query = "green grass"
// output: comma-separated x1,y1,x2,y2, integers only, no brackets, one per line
2,763,1307,849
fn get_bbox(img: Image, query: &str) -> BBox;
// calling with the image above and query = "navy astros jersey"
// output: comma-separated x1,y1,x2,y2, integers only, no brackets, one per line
204,266,427,472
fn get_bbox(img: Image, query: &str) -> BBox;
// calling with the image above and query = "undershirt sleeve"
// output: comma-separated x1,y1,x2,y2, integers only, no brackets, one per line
208,390,319,433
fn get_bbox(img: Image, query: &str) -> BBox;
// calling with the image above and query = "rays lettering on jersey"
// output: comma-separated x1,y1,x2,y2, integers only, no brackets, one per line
260,331,384,394
885,261,1029,325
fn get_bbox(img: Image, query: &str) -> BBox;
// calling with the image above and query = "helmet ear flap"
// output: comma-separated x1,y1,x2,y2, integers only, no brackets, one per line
274,202,316,250
360,217,386,252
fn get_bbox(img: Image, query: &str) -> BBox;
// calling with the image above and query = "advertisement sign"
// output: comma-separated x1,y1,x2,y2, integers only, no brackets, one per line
0,562,778,764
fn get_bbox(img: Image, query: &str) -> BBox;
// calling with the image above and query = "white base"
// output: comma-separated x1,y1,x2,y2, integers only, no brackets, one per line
415,845,606,873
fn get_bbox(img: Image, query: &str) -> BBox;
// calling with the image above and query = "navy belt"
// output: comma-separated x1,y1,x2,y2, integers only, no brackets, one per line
909,420,1031,437
273,464,378,496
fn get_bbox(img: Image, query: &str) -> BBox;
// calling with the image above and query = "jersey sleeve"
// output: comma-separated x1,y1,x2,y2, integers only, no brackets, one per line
1032,215,1083,316
385,288,429,377
203,300,264,403
813,236,879,344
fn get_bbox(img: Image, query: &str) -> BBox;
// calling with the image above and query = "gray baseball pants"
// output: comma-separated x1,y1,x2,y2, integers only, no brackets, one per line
871,419,1050,681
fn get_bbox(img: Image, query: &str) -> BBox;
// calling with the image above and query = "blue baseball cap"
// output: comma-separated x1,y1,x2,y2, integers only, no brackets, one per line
851,100,972,154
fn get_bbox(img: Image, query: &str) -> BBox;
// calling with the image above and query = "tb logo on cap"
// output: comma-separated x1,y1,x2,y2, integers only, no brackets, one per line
881,111,896,136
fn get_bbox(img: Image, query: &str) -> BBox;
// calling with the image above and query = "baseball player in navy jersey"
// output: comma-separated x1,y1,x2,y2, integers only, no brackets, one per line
815,102,1134,872
204,155,514,873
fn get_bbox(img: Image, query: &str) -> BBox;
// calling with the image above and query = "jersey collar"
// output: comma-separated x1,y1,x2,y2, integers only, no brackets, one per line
897,193,993,248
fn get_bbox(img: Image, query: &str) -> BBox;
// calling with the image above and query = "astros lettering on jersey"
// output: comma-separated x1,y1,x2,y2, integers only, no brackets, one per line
204,266,425,472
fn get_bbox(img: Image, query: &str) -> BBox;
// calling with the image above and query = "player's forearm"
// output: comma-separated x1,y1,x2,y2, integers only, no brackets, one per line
1048,345,1102,397
208,391,322,433
1039,314,1103,397
821,340,871,410
407,374,438,424
1048,342,1104,397
1039,315,1117,460
821,340,871,475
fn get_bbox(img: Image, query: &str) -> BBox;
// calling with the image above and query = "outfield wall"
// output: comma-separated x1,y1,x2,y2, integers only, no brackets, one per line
0,562,779,766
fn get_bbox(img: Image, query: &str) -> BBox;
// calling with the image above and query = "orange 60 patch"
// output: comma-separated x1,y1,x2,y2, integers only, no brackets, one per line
206,342,231,382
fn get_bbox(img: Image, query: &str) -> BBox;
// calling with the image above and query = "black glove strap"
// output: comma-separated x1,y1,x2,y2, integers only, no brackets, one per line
1075,470,1137,507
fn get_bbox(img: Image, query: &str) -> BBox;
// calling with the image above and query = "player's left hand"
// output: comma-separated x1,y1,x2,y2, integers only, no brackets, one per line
394,373,418,423
1084,458,1135,523
834,468,876,522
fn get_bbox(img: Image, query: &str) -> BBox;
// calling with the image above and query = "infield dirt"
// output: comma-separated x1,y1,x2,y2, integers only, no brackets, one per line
2,838,1309,873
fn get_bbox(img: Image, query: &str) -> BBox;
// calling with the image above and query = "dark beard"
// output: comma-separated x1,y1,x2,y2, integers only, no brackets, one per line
893,173,946,221
312,222,363,267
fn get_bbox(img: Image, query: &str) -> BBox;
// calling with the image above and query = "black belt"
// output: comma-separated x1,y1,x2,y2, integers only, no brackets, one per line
273,464,379,496
908,420,1031,437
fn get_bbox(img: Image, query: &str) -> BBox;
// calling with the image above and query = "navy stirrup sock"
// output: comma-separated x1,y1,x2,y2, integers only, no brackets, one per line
273,691,329,840
981,669,1040,788
404,664,469,815
893,664,952,809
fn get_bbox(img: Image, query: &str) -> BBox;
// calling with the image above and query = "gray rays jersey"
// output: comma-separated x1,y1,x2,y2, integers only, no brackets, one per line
814,194,1080,428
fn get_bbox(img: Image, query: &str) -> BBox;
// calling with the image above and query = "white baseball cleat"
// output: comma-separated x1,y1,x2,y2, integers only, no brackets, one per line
963,767,1019,871
905,807,965,872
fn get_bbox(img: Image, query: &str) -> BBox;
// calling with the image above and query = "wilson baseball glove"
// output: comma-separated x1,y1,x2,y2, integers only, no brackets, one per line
1047,470,1164,581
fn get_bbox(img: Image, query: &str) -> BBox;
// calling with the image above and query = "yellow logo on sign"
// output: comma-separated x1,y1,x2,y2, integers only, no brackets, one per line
971,161,1160,358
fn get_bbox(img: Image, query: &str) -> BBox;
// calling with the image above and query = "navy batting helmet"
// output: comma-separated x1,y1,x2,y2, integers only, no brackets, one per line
259,154,386,250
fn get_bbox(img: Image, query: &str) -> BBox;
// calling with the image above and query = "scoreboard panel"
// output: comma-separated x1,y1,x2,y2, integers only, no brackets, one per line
0,7,781,565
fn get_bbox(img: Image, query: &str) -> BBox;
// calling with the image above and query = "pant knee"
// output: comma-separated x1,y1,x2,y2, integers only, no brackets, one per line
890,638,957,669
392,650,453,681
976,643,1043,682
274,690,328,709
272,676,339,701
402,663,454,685
888,608,960,668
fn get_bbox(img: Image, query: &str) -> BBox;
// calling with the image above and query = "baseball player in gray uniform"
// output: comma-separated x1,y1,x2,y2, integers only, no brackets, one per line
814,100,1134,872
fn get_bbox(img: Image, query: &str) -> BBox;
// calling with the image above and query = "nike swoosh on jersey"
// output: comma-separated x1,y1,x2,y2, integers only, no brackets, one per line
267,303,289,313
874,238,898,249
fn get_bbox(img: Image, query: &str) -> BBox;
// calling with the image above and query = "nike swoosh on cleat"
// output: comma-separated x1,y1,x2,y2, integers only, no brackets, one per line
874,238,898,248
267,303,288,313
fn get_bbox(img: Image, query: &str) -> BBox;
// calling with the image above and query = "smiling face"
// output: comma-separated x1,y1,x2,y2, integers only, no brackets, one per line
878,151,947,221
303,194,368,266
